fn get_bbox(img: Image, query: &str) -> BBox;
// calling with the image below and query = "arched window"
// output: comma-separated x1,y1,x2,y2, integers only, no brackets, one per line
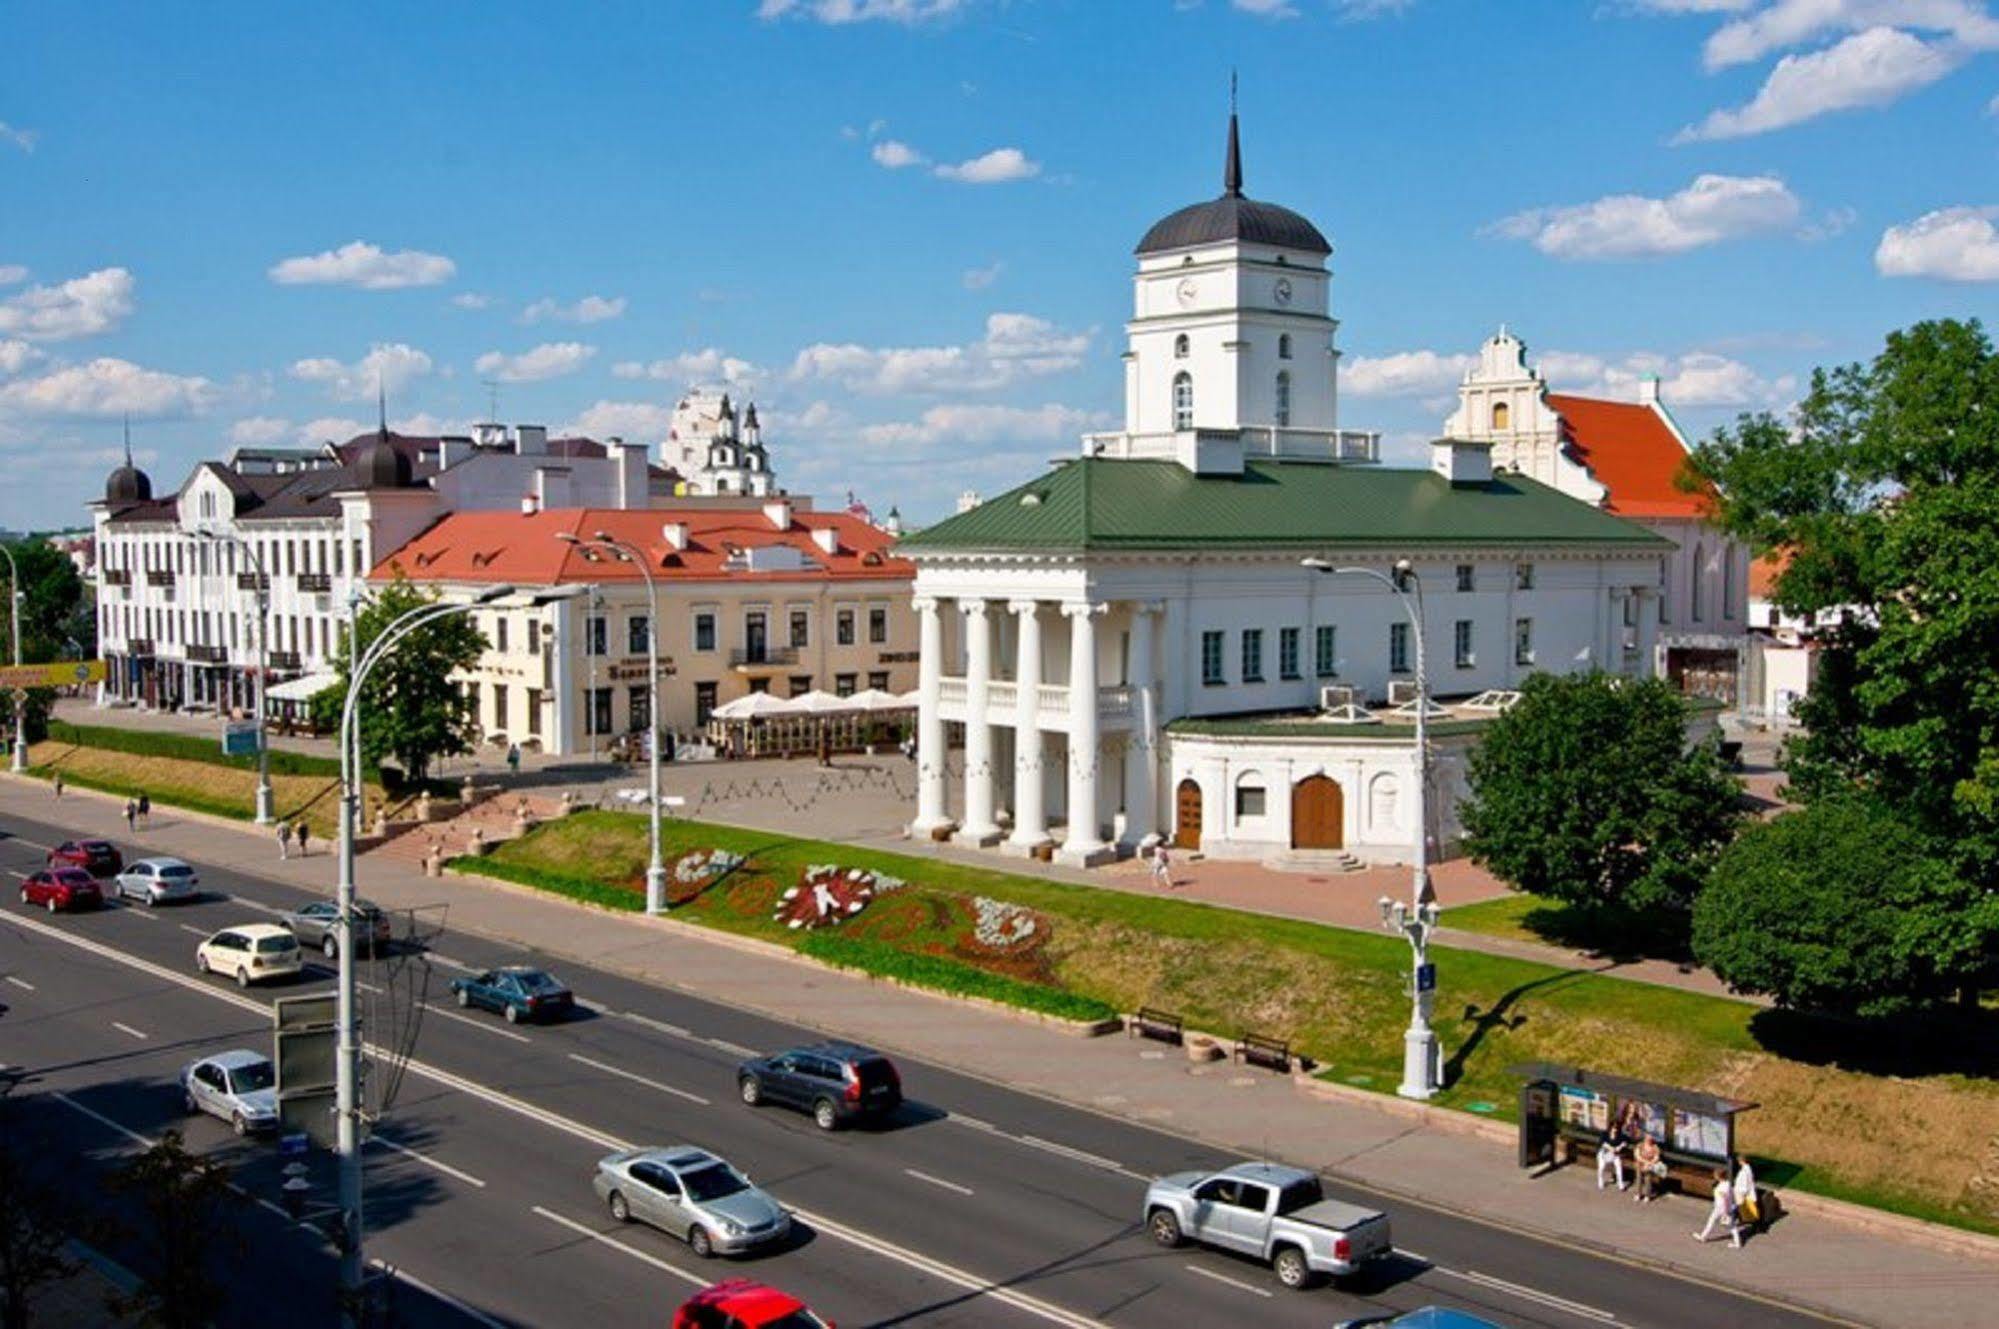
1233,770,1267,822
1492,401,1510,431
1274,371,1291,428
1172,372,1194,431
1173,333,1189,359
1690,542,1706,622
1278,334,1292,360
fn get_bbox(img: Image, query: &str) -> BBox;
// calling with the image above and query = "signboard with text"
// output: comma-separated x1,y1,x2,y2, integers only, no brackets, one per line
0,660,105,689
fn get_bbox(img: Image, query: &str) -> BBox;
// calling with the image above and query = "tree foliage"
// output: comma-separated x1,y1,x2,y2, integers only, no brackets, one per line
307,574,486,783
0,1086,78,1329
1460,672,1742,922
1693,796,1999,1018
0,538,92,663
109,1131,239,1329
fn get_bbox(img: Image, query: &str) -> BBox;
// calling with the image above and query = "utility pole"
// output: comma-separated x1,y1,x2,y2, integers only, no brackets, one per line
0,543,24,774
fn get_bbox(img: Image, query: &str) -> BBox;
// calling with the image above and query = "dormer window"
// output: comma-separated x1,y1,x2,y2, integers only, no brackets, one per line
1174,334,1189,359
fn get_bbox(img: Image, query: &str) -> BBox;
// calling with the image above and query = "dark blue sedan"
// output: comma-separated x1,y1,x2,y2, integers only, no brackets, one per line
448,966,574,1024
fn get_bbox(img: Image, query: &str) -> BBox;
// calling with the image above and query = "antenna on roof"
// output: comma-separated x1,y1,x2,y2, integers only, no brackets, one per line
481,379,501,422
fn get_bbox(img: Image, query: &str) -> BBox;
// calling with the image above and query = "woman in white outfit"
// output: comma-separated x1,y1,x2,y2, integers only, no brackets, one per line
1694,1168,1741,1248
1733,1155,1759,1235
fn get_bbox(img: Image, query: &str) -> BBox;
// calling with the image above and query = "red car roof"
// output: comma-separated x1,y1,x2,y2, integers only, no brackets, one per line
682,1279,809,1322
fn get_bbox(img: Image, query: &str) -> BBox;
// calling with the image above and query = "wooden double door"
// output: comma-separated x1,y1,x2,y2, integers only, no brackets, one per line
1291,775,1344,850
1173,779,1202,849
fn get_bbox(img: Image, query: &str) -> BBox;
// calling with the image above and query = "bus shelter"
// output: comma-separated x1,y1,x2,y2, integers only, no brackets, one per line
1509,1061,1756,1185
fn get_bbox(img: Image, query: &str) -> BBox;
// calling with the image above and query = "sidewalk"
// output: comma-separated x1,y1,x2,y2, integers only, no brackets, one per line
5,774,1993,1329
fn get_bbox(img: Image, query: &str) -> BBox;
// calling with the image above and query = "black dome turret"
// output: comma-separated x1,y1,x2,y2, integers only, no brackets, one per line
1135,109,1329,257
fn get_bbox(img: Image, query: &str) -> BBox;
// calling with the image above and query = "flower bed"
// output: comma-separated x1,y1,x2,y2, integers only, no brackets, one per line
774,865,906,930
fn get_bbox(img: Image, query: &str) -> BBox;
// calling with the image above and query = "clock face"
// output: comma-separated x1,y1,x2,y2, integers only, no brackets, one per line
1273,277,1293,306
1176,277,1198,307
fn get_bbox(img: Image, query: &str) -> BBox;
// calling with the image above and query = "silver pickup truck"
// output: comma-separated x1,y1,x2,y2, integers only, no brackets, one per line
1144,1161,1393,1290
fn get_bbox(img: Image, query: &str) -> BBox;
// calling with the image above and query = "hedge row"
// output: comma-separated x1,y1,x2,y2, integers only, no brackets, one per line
48,720,343,778
444,855,644,914
796,934,1119,1024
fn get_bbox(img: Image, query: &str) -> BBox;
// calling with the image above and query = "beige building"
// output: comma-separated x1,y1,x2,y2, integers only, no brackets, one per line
372,497,916,753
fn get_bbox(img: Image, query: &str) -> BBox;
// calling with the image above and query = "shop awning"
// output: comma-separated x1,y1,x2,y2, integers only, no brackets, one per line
265,672,339,703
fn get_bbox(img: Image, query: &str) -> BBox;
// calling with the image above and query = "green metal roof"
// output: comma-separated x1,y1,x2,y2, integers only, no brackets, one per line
896,457,1672,553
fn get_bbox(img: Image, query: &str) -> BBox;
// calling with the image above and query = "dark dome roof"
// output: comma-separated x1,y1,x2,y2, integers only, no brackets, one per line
355,430,413,489
1134,110,1330,257
105,460,152,505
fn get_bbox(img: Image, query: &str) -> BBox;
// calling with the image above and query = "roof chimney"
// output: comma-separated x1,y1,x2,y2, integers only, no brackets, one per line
1430,437,1494,488
1638,375,1662,407
762,498,793,530
515,424,548,456
811,526,839,556
661,520,689,551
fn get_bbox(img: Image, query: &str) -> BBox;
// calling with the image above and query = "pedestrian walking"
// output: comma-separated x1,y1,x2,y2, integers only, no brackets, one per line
137,793,150,829
1733,1154,1760,1235
1596,1119,1630,1191
1150,841,1172,890
1633,1132,1665,1203
123,799,137,832
295,821,310,857
1693,1168,1741,1248
506,742,522,776
276,819,292,860
51,773,63,798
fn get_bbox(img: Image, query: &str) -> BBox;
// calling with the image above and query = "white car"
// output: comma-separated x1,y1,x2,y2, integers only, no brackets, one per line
182,1049,279,1135
195,923,303,987
114,857,200,906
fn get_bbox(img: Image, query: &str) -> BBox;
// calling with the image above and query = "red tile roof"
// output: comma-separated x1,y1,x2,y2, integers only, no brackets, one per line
369,506,912,585
1749,548,1789,599
1545,394,1714,520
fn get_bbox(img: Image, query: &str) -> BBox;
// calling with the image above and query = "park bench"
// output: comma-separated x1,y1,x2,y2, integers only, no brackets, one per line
1234,1031,1292,1073
1127,1006,1184,1045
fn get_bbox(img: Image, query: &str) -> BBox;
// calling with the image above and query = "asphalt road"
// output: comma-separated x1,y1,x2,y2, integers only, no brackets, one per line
0,809,1834,1329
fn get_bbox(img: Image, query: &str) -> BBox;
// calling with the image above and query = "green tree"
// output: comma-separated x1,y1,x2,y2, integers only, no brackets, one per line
0,538,92,662
1693,796,1999,1017
308,574,486,784
1460,672,1742,928
108,1131,239,1329
0,1083,79,1329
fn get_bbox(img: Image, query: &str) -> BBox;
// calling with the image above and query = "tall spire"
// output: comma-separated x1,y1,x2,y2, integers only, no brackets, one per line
1223,71,1243,198
122,413,132,466
376,379,388,439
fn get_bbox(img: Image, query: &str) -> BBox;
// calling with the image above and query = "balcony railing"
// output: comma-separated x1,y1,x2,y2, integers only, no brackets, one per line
145,570,176,587
729,646,799,670
268,650,301,671
102,569,131,587
187,644,226,664
127,638,155,656
236,572,269,592
936,677,1138,727
297,572,332,593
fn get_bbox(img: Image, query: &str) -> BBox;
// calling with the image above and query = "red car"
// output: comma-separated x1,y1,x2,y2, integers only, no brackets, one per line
672,1280,832,1329
22,868,103,913
48,840,123,877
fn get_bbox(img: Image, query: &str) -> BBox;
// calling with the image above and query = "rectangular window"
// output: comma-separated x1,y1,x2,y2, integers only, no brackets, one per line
788,675,813,698
1515,618,1534,666
693,612,716,653
1390,622,1411,674
525,688,542,738
1454,619,1475,668
1315,624,1338,678
1455,563,1475,593
1235,784,1267,819
868,606,888,645
585,615,607,656
834,673,857,697
693,682,717,726
1241,629,1264,682
789,609,810,649
1201,630,1226,686
836,609,856,646
1515,562,1535,591
628,685,649,733
627,615,651,655
1278,627,1301,680
868,670,890,691
527,619,540,654
747,677,770,695
494,616,509,654
490,684,508,732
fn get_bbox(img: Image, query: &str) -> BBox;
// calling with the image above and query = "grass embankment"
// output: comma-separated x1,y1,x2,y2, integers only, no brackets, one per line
465,809,1999,1237
27,722,383,839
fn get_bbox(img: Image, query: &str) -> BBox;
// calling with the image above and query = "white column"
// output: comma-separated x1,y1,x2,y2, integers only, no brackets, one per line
911,596,952,834
957,598,1001,844
1059,602,1111,865
1121,602,1159,849
1005,600,1049,853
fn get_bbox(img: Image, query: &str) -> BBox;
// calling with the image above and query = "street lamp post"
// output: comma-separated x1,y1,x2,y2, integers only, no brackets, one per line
557,531,668,913
0,543,25,773
196,530,275,823
1302,555,1443,1100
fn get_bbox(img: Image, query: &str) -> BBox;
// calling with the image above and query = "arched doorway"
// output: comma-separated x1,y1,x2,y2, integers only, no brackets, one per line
1291,775,1344,850
1173,779,1202,849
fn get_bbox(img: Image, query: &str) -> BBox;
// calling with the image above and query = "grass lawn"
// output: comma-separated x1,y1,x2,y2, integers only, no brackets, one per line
27,739,379,840
471,809,1998,1236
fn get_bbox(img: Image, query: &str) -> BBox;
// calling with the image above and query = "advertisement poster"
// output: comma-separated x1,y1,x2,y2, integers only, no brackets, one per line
1672,1109,1730,1159
1633,1100,1667,1143
1559,1086,1608,1132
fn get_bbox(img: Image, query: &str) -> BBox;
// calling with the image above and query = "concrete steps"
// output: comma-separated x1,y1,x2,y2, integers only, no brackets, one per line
363,792,565,864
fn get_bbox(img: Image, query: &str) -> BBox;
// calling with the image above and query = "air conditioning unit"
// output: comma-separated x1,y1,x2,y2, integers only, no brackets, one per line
1319,684,1355,711
1388,679,1422,706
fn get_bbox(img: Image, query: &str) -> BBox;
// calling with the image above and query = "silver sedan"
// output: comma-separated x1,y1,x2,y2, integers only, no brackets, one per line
280,898,392,959
592,1146,790,1258
114,857,199,906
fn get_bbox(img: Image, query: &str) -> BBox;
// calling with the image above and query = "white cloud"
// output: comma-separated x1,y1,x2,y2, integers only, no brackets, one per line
1676,26,1961,140
1231,0,1299,18
0,340,43,376
962,261,1005,290
0,267,136,342
0,357,215,418
0,266,25,286
788,312,1092,394
289,343,434,401
1631,1,1755,13
612,347,761,387
872,140,926,169
0,122,35,152
473,341,597,383
757,0,965,22
559,400,675,441
1338,0,1416,15
1543,348,1796,407
1342,350,1476,398
1875,205,1999,280
267,241,456,290
297,416,367,445
520,294,627,324
450,292,495,310
1491,173,1801,259
390,411,476,437
227,416,293,445
933,147,1039,184
1699,0,1999,69
858,402,1111,448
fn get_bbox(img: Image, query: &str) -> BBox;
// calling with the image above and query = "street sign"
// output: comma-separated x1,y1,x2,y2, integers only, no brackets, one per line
1415,962,1437,994
278,1132,310,1158
222,720,263,757
0,660,105,689
8,689,25,705
274,993,338,1149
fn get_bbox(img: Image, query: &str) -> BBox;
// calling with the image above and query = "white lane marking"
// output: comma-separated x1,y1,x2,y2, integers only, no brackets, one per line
4,975,34,991
221,894,286,918
1017,1133,1130,1175
373,1260,509,1329
951,1112,998,1132
7,870,26,879
368,1134,487,1188
425,952,473,972
53,1091,153,1147
567,1053,710,1105
19,912,1113,1329
178,923,208,937
1437,1268,1618,1322
531,1206,707,1288
1184,1264,1274,1298
705,1037,756,1058
119,905,159,921
111,1021,149,1041
424,1003,532,1043
1399,1247,1431,1264
905,1168,974,1197
9,837,54,851
618,1011,692,1040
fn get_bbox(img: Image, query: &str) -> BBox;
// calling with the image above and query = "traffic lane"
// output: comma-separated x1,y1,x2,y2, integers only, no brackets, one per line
0,905,1080,1329
2,816,1833,1329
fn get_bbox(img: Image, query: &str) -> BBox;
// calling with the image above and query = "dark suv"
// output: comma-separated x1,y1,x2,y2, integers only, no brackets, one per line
49,840,122,877
736,1041,902,1131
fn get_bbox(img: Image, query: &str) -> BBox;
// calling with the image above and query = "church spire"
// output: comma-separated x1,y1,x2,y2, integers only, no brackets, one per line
1223,71,1242,197
122,413,132,466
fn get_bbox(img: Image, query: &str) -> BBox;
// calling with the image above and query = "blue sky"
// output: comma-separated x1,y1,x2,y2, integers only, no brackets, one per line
3,0,1995,531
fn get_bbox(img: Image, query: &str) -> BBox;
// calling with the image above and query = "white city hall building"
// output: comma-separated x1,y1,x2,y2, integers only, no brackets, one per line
898,116,1685,868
